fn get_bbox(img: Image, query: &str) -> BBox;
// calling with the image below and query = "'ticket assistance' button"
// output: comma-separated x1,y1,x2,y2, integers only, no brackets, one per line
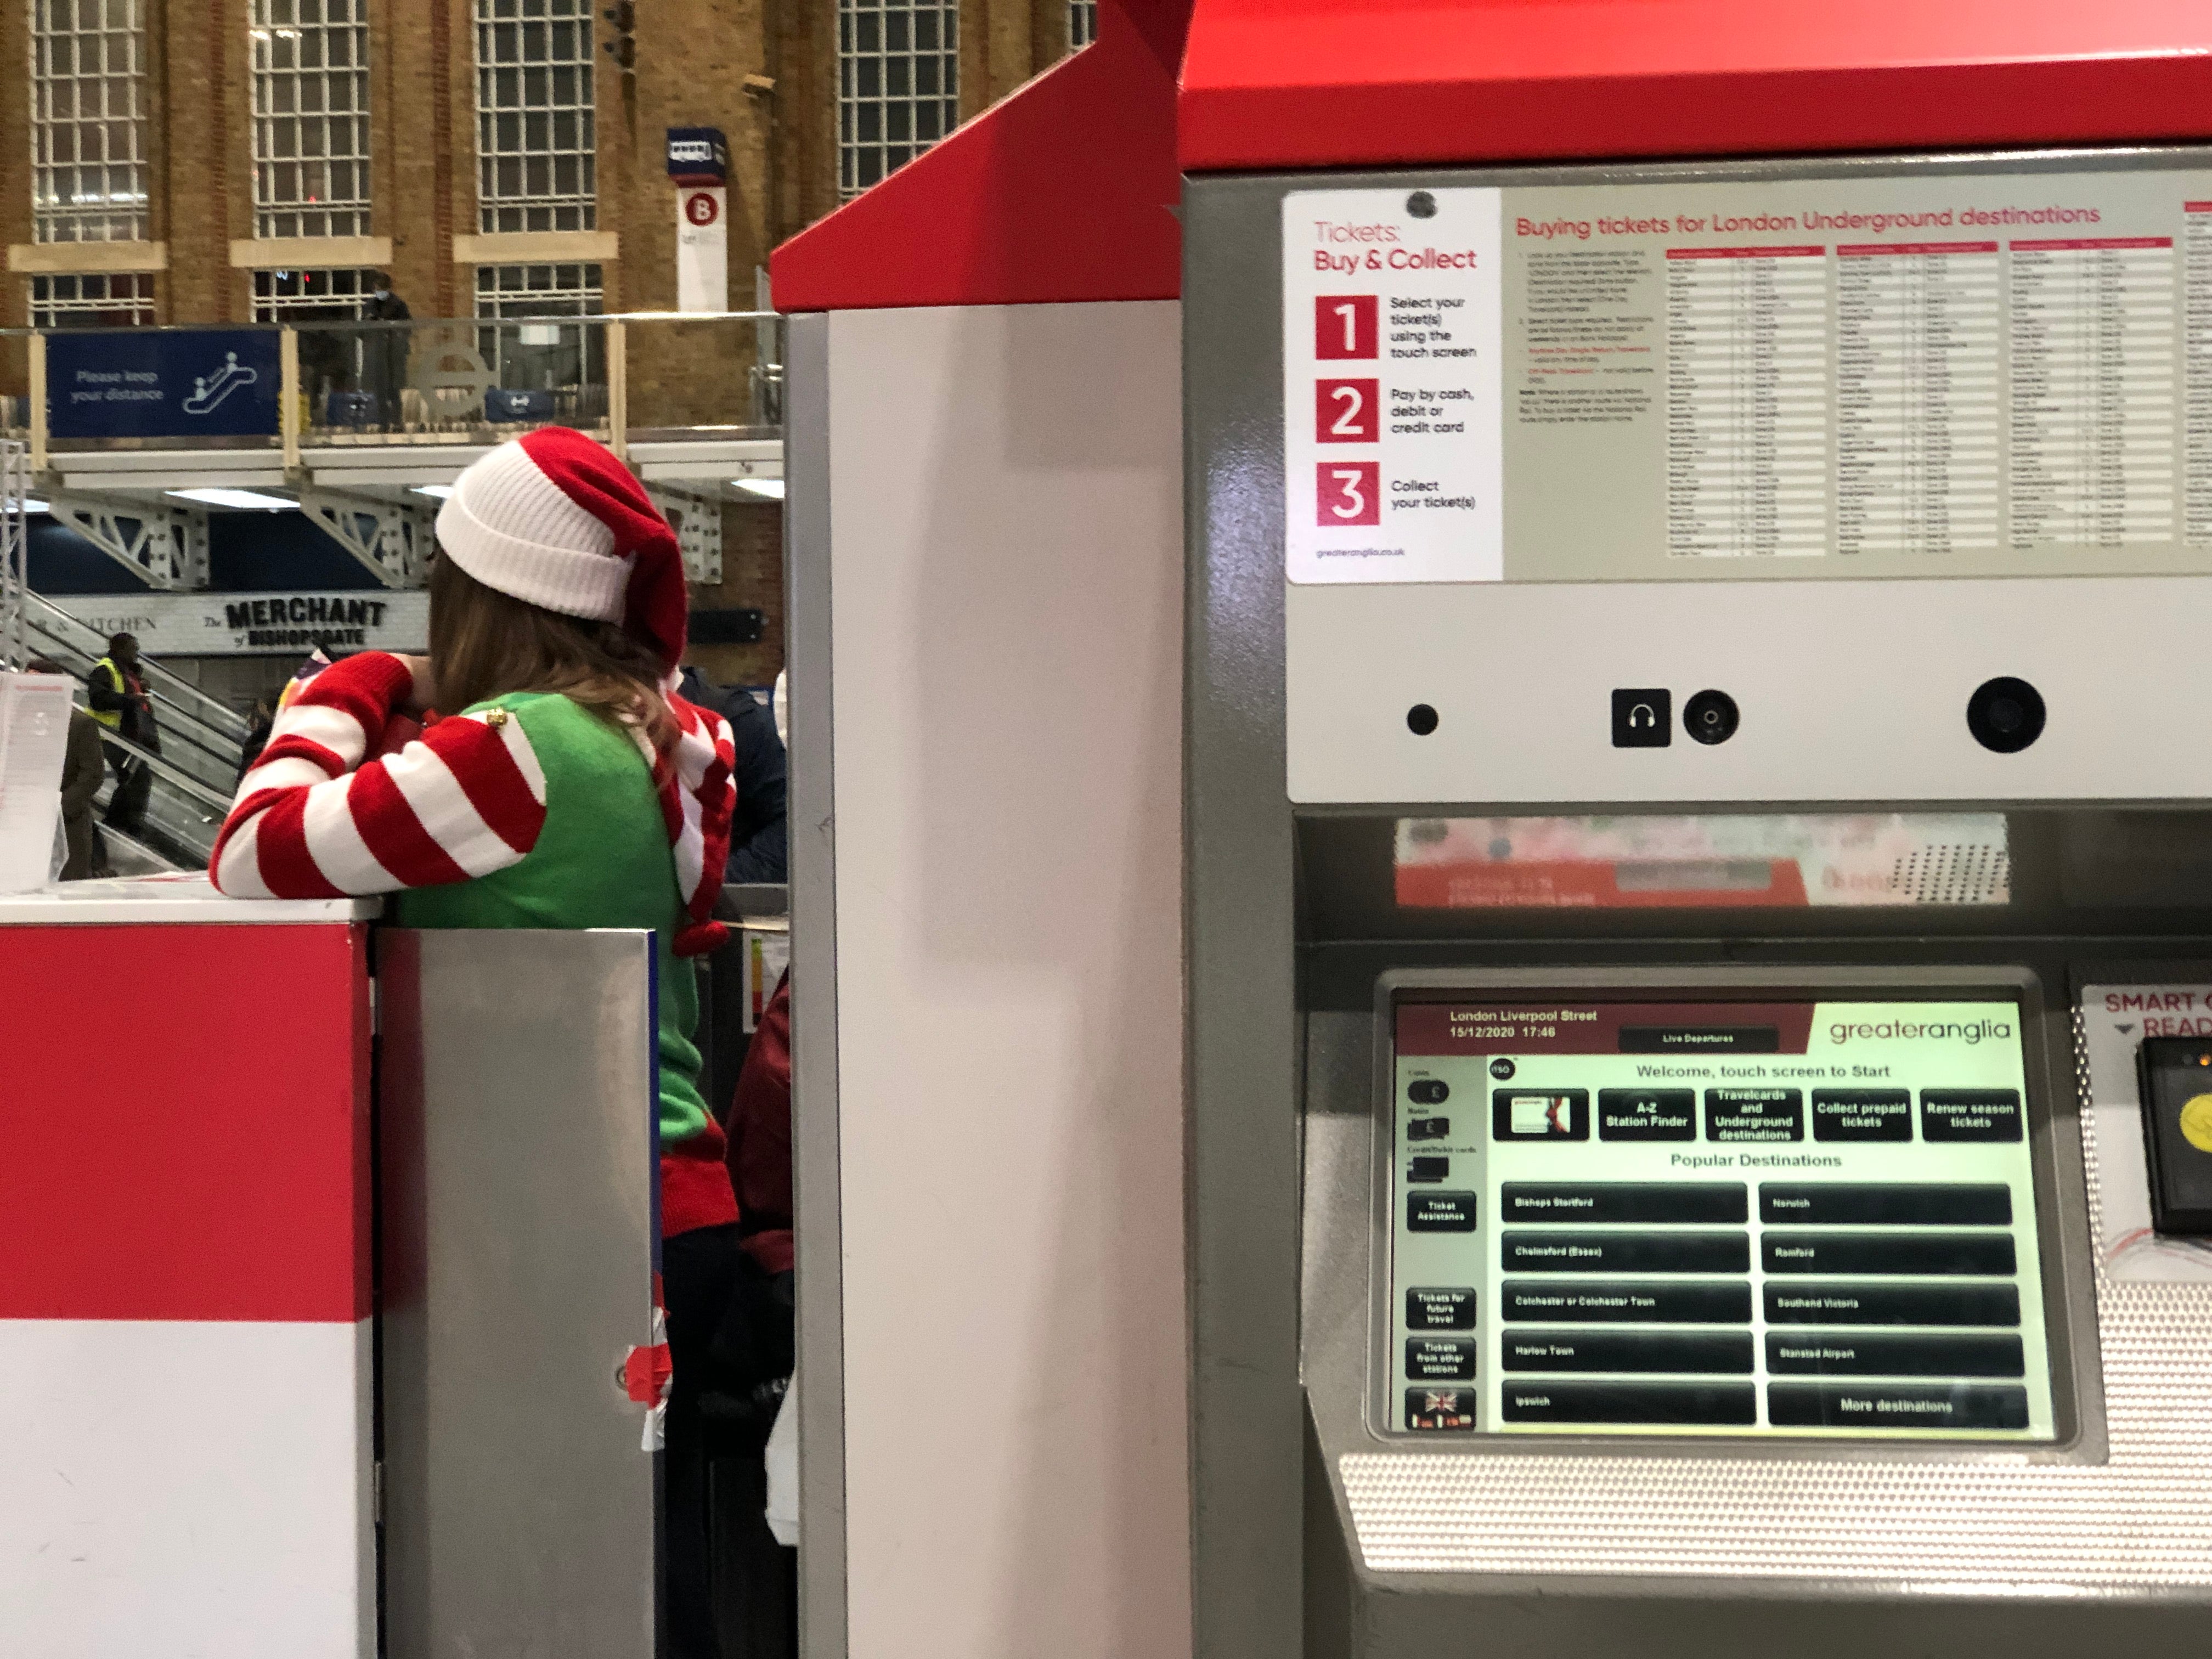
1407,1191,1478,1232
1767,1382,2029,1431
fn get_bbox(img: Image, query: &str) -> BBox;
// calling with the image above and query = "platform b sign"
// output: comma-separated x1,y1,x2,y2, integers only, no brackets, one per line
668,127,729,313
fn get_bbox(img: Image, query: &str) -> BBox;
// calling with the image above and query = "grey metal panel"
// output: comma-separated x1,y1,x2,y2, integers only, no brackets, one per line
1184,179,1305,1659
378,928,659,1659
783,309,848,1659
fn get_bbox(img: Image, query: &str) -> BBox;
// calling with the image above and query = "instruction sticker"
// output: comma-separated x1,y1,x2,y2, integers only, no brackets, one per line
1282,188,1504,584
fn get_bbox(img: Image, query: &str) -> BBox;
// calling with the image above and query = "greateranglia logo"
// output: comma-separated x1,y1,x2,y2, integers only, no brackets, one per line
1827,1017,2013,1046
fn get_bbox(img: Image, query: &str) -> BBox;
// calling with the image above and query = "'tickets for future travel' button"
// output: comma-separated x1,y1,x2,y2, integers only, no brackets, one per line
1502,1381,1756,1426
1407,1191,1477,1232
1920,1090,2024,1143
1407,1286,1477,1330
1404,1387,1476,1431
1764,1331,2024,1378
1762,1231,2017,1276
1705,1087,1803,1142
1763,1283,2021,1327
1503,1231,1748,1273
1502,1330,1753,1374
1759,1183,2012,1226
1596,1088,1697,1141
1504,1279,1753,1324
1767,1382,2029,1431
1811,1090,1913,1142
1502,1181,1746,1224
1406,1338,1478,1381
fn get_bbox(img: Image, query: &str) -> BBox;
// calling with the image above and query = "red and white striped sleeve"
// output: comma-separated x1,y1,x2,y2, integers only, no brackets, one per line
210,651,549,899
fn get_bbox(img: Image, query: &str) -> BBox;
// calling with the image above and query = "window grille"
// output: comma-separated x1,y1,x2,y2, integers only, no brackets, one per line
251,267,376,319
475,262,602,317
251,0,372,238
475,0,596,233
29,272,155,327
838,0,957,201
1069,0,1094,48
29,0,149,242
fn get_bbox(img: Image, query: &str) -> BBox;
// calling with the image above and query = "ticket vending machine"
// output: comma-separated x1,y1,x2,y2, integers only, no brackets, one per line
1182,63,2212,1659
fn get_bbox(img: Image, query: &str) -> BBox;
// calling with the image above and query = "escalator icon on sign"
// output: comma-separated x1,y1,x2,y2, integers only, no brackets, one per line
183,352,258,416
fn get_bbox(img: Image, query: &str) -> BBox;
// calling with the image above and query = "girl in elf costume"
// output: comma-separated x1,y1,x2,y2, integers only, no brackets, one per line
210,426,740,1657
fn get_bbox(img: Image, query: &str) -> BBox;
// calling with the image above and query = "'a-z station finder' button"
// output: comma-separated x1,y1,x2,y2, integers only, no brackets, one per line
1767,1383,2029,1431
1763,1232,2017,1276
1597,1088,1696,1140
1812,1090,1913,1141
1503,1182,1745,1224
1407,1287,1476,1330
1706,1088,1803,1142
1504,1231,1748,1274
1408,1191,1477,1232
1920,1090,2023,1143
1504,1381,1755,1426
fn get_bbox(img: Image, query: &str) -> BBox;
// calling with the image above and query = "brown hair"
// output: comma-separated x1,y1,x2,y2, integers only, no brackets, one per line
428,551,677,755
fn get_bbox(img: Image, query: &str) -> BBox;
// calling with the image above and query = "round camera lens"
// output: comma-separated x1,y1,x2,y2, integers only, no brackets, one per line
1966,676,2045,754
1407,703,1439,736
1990,699,2023,733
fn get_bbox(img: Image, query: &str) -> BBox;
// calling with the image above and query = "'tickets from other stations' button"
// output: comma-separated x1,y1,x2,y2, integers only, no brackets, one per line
1406,1338,1477,1381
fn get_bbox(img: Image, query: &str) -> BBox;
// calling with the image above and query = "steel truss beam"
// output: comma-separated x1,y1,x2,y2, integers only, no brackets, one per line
45,492,212,590
296,487,434,590
646,485,723,584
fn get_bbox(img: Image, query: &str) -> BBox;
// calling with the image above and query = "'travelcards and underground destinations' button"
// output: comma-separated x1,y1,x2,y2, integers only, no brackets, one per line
1705,1088,1803,1142
1920,1090,2024,1143
1596,1088,1697,1141
1503,1330,1754,1374
1763,1282,2021,1327
1758,1183,2012,1226
1504,1231,1749,1273
1405,1338,1477,1381
1762,1232,2017,1276
1505,1279,1753,1323
1406,1286,1476,1330
1407,1191,1477,1232
1763,1331,2025,1378
1404,1388,1476,1431
1812,1090,1914,1142
1503,1181,1746,1224
1767,1382,2029,1430
1503,1381,1757,1425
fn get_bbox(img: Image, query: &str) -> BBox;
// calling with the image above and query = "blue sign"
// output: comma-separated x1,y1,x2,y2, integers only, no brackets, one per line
47,329,283,439
666,126,728,183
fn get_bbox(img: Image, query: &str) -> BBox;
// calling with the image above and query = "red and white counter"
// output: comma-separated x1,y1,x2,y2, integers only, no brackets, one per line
0,877,375,1658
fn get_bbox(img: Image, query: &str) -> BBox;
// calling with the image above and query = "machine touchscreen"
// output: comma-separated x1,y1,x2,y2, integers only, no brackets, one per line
1388,995,2056,1441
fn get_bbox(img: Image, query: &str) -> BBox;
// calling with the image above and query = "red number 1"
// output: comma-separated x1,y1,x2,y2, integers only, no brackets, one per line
1315,295,1377,360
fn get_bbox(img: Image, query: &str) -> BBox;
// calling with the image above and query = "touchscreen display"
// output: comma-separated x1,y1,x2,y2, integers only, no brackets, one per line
1387,997,2056,1440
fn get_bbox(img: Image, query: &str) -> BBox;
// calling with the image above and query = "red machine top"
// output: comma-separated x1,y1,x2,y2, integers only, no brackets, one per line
1179,0,2212,173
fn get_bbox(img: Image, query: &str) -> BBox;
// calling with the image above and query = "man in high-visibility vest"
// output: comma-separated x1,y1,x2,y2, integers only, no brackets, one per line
87,631,157,836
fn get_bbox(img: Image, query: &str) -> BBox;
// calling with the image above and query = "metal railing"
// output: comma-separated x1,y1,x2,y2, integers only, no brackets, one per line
0,312,785,470
1,438,24,667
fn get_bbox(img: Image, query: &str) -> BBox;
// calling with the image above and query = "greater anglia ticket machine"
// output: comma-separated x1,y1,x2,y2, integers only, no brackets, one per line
1181,44,2212,1659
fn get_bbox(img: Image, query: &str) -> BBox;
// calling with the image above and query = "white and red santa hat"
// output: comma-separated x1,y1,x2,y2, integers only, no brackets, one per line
435,426,735,955
434,424,690,674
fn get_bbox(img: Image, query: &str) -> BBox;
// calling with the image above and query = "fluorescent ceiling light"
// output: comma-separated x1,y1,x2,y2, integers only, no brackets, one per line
166,487,295,511
731,477,785,500
410,484,454,499
17,497,48,514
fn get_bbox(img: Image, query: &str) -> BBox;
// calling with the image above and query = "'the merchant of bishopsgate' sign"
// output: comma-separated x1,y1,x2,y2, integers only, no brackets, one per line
64,590,430,656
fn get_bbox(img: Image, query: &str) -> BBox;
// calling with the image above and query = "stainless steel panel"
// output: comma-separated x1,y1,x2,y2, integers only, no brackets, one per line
380,928,659,1659
785,309,849,1659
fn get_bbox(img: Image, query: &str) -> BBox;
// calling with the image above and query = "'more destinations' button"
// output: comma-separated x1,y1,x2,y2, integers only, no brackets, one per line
1767,1382,2029,1431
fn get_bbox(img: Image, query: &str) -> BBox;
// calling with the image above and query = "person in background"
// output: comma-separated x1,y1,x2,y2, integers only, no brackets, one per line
27,658,108,880
235,696,275,791
678,664,787,883
720,970,794,1384
207,426,740,1659
87,632,157,836
363,274,412,428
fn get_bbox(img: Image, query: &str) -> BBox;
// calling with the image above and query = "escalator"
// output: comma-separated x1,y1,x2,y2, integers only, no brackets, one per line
21,592,247,872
